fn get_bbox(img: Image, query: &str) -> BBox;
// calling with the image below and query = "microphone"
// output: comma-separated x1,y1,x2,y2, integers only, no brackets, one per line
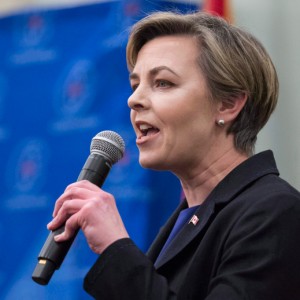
32,130,125,285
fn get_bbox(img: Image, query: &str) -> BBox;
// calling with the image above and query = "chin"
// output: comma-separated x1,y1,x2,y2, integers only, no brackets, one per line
139,156,168,171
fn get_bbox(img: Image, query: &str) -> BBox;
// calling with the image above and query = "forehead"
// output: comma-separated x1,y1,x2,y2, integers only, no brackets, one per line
133,35,200,72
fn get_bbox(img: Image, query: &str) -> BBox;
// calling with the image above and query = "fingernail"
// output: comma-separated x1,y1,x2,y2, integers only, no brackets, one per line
54,234,62,242
47,220,54,229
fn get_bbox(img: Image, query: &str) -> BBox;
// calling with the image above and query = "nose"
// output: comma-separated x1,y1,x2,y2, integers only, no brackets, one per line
127,86,150,112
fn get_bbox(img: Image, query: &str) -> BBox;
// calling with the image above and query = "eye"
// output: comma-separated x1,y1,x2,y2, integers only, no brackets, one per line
130,82,139,92
155,80,173,88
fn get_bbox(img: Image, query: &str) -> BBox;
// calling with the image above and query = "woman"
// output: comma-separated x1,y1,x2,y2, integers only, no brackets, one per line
48,11,300,299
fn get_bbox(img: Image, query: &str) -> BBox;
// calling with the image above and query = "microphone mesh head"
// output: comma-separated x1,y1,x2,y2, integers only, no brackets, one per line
90,131,125,165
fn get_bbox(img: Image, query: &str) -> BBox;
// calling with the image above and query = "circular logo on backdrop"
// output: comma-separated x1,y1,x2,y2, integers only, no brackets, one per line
11,12,56,65
50,59,100,133
14,12,52,49
55,59,96,117
7,138,48,193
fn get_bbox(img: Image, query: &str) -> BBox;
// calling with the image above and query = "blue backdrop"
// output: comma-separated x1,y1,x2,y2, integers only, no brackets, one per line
0,1,198,298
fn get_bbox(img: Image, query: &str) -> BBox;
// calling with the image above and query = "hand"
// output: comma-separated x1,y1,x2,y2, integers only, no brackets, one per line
47,180,129,254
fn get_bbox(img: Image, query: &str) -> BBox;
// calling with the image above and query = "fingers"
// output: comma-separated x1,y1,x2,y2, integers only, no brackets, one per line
47,180,128,252
52,180,99,217
47,199,84,231
54,215,80,242
48,180,108,241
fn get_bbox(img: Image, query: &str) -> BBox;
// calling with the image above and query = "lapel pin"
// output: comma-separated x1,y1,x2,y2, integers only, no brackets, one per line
189,214,199,226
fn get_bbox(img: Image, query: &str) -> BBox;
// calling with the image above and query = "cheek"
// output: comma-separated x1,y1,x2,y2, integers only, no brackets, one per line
130,110,135,126
167,105,200,127
168,104,215,141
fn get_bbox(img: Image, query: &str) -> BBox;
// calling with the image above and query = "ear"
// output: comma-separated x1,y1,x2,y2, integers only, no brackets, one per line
216,93,248,125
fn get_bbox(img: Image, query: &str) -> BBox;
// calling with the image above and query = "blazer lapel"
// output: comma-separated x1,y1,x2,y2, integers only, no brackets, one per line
153,198,215,269
149,151,279,270
147,200,188,262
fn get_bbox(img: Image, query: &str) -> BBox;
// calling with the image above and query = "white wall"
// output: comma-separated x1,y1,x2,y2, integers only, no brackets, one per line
1,0,299,189
233,0,300,189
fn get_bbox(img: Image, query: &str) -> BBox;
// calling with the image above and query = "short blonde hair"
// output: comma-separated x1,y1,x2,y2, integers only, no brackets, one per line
126,11,279,155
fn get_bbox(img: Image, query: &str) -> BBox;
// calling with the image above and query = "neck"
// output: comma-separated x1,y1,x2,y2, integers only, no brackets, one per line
179,147,248,207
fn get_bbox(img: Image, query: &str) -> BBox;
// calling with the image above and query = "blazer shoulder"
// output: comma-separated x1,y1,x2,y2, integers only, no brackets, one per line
217,173,300,228
248,174,300,206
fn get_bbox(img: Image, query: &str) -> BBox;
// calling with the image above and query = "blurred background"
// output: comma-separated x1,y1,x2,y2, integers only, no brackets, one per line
0,0,299,299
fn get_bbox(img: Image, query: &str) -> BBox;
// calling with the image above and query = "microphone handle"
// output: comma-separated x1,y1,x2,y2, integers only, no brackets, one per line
32,154,111,285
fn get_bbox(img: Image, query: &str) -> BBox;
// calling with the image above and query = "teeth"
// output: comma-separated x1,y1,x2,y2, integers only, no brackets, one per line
139,124,153,131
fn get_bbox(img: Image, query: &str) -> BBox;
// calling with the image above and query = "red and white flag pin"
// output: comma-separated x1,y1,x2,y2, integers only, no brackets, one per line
189,215,199,226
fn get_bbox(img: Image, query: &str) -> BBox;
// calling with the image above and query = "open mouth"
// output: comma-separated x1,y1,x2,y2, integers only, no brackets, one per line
135,123,160,143
139,124,160,137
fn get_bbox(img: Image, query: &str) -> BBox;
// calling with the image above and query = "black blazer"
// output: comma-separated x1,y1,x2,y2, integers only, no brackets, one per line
84,151,300,300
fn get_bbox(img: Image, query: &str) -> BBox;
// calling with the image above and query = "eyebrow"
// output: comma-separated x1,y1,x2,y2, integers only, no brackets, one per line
129,65,180,81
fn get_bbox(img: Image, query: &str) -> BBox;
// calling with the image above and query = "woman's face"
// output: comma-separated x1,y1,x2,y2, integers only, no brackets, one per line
128,35,219,173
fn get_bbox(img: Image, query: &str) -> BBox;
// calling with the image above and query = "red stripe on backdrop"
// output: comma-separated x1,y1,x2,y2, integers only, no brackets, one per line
202,0,234,23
